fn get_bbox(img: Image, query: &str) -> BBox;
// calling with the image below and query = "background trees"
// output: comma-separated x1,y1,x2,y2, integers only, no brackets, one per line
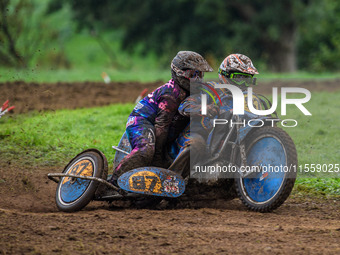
1,0,340,72
0,0,72,68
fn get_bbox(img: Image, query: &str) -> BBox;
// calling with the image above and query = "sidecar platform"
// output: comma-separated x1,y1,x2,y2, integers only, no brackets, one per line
118,167,185,198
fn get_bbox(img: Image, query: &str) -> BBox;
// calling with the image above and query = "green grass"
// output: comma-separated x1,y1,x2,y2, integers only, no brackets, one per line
0,104,134,167
294,178,339,197
0,67,173,83
272,91,340,179
256,71,340,80
0,29,176,83
2,67,340,83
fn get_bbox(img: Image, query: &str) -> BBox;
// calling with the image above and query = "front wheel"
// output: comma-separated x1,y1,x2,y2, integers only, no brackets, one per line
235,126,297,212
56,150,106,212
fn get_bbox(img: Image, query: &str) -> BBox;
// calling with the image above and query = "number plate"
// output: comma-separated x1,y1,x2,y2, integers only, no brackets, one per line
62,159,93,184
118,167,185,197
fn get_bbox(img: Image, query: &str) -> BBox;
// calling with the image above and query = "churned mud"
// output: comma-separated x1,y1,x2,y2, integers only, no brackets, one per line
0,162,339,254
1,79,340,114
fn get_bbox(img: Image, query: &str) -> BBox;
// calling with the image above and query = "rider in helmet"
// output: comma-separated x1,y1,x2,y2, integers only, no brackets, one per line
169,54,259,178
218,53,258,90
110,51,213,184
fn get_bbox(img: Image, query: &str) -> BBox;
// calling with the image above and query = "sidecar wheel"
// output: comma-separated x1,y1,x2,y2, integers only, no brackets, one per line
56,151,105,212
235,127,297,212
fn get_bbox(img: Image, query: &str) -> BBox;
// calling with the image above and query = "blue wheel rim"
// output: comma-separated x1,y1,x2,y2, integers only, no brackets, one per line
59,158,94,204
242,136,286,203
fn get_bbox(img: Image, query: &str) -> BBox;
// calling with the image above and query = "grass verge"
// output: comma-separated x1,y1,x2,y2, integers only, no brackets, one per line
271,91,340,179
2,67,340,83
0,104,133,167
294,178,339,197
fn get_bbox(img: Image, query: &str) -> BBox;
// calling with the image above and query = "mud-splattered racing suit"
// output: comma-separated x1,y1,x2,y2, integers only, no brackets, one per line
114,79,189,176
168,82,222,176
112,50,213,181
169,81,263,177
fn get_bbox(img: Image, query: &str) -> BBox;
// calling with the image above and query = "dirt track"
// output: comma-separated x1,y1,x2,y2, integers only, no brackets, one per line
0,81,340,254
1,79,340,114
0,81,163,114
0,163,339,254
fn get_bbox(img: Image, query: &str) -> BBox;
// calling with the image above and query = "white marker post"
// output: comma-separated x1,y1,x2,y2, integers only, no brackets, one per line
101,72,111,84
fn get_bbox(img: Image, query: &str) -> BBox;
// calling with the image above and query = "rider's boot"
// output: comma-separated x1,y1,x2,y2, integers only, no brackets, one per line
169,133,206,178
168,147,190,176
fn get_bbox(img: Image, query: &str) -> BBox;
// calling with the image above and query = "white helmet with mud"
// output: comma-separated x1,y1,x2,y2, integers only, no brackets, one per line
171,51,213,91
218,53,258,88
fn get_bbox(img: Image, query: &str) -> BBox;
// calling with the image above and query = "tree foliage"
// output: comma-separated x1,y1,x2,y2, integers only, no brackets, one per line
53,0,306,72
2,0,340,72
298,0,340,71
0,0,71,68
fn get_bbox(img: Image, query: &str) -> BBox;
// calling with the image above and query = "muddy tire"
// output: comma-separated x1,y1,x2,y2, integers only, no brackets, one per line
56,151,106,212
235,126,297,212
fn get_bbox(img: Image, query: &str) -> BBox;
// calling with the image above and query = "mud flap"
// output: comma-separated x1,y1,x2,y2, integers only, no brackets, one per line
118,167,185,197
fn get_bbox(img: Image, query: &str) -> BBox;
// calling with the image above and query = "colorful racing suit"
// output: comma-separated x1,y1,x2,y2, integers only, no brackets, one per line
168,82,222,175
114,79,189,176
169,81,264,176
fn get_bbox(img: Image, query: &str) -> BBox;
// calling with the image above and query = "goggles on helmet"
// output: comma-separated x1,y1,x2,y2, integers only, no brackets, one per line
171,63,204,80
218,69,257,86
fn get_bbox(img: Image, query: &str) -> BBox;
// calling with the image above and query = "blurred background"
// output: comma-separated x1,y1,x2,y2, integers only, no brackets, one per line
1,0,340,82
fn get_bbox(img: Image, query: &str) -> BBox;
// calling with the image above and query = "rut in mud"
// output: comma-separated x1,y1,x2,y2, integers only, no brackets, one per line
0,157,339,254
1,79,340,114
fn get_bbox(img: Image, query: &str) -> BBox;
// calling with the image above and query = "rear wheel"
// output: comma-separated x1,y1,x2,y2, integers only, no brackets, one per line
56,151,106,212
235,126,297,212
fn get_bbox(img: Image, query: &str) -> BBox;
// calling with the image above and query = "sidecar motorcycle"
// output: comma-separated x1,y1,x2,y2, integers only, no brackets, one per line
48,93,297,213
